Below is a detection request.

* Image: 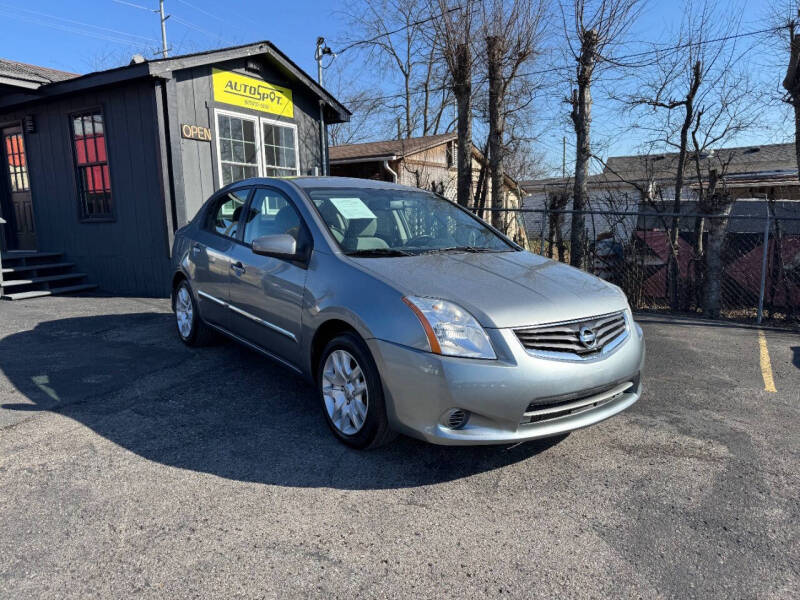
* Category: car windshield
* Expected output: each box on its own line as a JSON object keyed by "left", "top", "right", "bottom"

{"left": 306, "top": 187, "right": 515, "bottom": 256}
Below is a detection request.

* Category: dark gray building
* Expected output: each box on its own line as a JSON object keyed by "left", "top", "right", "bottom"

{"left": 0, "top": 42, "right": 349, "bottom": 298}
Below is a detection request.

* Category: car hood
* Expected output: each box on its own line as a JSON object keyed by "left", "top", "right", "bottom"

{"left": 349, "top": 250, "right": 629, "bottom": 329}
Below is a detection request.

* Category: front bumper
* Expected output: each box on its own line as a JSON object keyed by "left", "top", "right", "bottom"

{"left": 367, "top": 317, "right": 645, "bottom": 446}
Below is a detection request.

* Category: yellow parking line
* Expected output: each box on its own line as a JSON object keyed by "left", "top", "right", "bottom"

{"left": 757, "top": 330, "right": 777, "bottom": 393}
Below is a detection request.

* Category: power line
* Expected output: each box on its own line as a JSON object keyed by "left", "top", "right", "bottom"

{"left": 0, "top": 10, "right": 157, "bottom": 48}
{"left": 111, "top": 0, "right": 151, "bottom": 10}
{"left": 343, "top": 24, "right": 788, "bottom": 107}
{"left": 171, "top": 14, "right": 229, "bottom": 43}
{"left": 602, "top": 25, "right": 785, "bottom": 64}
{"left": 334, "top": 0, "right": 484, "bottom": 55}
{"left": 0, "top": 2, "right": 158, "bottom": 43}
{"left": 175, "top": 0, "right": 228, "bottom": 24}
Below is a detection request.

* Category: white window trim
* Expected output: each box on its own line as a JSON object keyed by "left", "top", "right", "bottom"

{"left": 259, "top": 115, "right": 300, "bottom": 177}
{"left": 213, "top": 108, "right": 300, "bottom": 189}
{"left": 214, "top": 108, "right": 262, "bottom": 187}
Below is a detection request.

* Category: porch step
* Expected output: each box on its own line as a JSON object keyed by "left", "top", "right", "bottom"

{"left": 4, "top": 283, "right": 98, "bottom": 301}
{"left": 1, "top": 251, "right": 63, "bottom": 264}
{"left": 1, "top": 250, "right": 97, "bottom": 300}
{"left": 1, "top": 272, "right": 87, "bottom": 287}
{"left": 2, "top": 261, "right": 75, "bottom": 274}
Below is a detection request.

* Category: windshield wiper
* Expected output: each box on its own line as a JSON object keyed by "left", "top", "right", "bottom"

{"left": 419, "top": 246, "right": 504, "bottom": 254}
{"left": 344, "top": 248, "right": 414, "bottom": 257}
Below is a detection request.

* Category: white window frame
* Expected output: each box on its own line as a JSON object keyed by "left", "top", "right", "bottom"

{"left": 214, "top": 108, "right": 261, "bottom": 188}
{"left": 259, "top": 115, "right": 300, "bottom": 178}
{"left": 213, "top": 109, "right": 300, "bottom": 189}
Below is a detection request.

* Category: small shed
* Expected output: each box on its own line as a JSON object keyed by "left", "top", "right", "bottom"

{"left": 0, "top": 43, "right": 349, "bottom": 297}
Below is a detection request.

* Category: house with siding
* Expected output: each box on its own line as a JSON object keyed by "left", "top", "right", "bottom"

{"left": 0, "top": 42, "right": 349, "bottom": 298}
{"left": 520, "top": 142, "right": 800, "bottom": 243}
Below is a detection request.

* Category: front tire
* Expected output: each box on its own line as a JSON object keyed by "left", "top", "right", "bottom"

{"left": 318, "top": 332, "right": 396, "bottom": 449}
{"left": 173, "top": 280, "right": 214, "bottom": 346}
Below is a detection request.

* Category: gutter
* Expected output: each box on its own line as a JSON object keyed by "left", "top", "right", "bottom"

{"left": 318, "top": 100, "right": 327, "bottom": 176}
{"left": 329, "top": 155, "right": 397, "bottom": 165}
{"left": 383, "top": 160, "right": 398, "bottom": 183}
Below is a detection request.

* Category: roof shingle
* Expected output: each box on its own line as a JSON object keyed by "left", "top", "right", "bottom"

{"left": 0, "top": 58, "right": 78, "bottom": 85}
{"left": 329, "top": 132, "right": 457, "bottom": 162}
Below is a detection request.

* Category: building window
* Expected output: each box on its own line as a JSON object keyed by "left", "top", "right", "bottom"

{"left": 262, "top": 121, "right": 298, "bottom": 177}
{"left": 214, "top": 110, "right": 300, "bottom": 186}
{"left": 4, "top": 132, "right": 29, "bottom": 192}
{"left": 217, "top": 113, "right": 259, "bottom": 186}
{"left": 71, "top": 110, "right": 112, "bottom": 220}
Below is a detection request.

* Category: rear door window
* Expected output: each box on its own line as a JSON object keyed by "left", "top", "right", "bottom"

{"left": 206, "top": 188, "right": 250, "bottom": 239}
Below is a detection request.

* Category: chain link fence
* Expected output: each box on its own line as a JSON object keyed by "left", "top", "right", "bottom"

{"left": 490, "top": 203, "right": 800, "bottom": 324}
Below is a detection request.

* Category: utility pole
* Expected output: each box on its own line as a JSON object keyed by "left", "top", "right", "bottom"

{"left": 562, "top": 136, "right": 566, "bottom": 179}
{"left": 314, "top": 37, "right": 333, "bottom": 87}
{"left": 314, "top": 37, "right": 333, "bottom": 175}
{"left": 159, "top": 0, "right": 169, "bottom": 58}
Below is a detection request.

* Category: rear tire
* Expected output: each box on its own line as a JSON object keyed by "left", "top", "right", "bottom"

{"left": 318, "top": 332, "right": 397, "bottom": 449}
{"left": 173, "top": 280, "right": 215, "bottom": 347}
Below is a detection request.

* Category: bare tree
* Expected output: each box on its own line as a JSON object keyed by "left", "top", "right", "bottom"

{"left": 340, "top": 0, "right": 449, "bottom": 139}
{"left": 325, "top": 62, "right": 387, "bottom": 146}
{"left": 482, "top": 0, "right": 548, "bottom": 230}
{"left": 779, "top": 4, "right": 800, "bottom": 173}
{"left": 563, "top": 0, "right": 643, "bottom": 269}
{"left": 689, "top": 69, "right": 760, "bottom": 315}
{"left": 623, "top": 0, "right": 752, "bottom": 309}
{"left": 432, "top": 0, "right": 477, "bottom": 207}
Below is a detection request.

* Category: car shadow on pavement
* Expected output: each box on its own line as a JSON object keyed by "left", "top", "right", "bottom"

{"left": 0, "top": 312, "right": 563, "bottom": 490}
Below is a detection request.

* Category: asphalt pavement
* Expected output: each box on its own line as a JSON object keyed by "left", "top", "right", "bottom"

{"left": 0, "top": 296, "right": 797, "bottom": 598}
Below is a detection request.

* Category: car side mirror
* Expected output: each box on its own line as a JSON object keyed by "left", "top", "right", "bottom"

{"left": 251, "top": 234, "right": 299, "bottom": 261}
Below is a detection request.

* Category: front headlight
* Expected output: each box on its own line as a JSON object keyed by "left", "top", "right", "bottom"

{"left": 403, "top": 296, "right": 496, "bottom": 359}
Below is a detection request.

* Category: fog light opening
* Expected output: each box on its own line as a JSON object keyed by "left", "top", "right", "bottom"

{"left": 444, "top": 408, "right": 470, "bottom": 430}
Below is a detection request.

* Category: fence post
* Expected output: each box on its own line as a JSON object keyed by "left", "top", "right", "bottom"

{"left": 539, "top": 204, "right": 547, "bottom": 256}
{"left": 757, "top": 207, "right": 770, "bottom": 324}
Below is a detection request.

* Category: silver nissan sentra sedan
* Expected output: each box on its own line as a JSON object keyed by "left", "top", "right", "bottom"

{"left": 170, "top": 177, "right": 645, "bottom": 449}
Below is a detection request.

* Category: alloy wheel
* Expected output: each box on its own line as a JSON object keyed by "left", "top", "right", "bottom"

{"left": 322, "top": 349, "right": 369, "bottom": 435}
{"left": 175, "top": 285, "right": 194, "bottom": 339}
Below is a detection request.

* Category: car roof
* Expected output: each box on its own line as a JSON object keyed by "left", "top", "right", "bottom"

{"left": 221, "top": 176, "right": 419, "bottom": 193}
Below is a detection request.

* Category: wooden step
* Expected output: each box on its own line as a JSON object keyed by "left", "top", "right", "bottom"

{"left": 1, "top": 272, "right": 86, "bottom": 288}
{"left": 4, "top": 283, "right": 98, "bottom": 301}
{"left": 1, "top": 251, "right": 63, "bottom": 262}
{"left": 2, "top": 262, "right": 75, "bottom": 274}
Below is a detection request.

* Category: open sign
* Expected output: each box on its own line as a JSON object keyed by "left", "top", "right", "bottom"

{"left": 181, "top": 124, "right": 212, "bottom": 142}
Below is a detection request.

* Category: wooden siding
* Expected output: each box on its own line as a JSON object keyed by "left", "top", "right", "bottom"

{"left": 0, "top": 56, "right": 331, "bottom": 297}
{"left": 0, "top": 79, "right": 171, "bottom": 296}
{"left": 173, "top": 58, "right": 325, "bottom": 224}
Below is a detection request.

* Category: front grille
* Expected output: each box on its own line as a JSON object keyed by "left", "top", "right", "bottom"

{"left": 514, "top": 311, "right": 627, "bottom": 358}
{"left": 520, "top": 379, "right": 635, "bottom": 425}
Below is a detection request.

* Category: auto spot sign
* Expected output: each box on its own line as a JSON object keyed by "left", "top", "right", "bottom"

{"left": 212, "top": 68, "right": 294, "bottom": 118}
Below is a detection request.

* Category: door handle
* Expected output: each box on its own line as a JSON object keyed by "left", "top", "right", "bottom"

{"left": 231, "top": 261, "right": 245, "bottom": 275}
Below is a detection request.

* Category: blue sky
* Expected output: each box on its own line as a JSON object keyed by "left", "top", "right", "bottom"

{"left": 0, "top": 1, "right": 341, "bottom": 75}
{"left": 0, "top": 0, "right": 788, "bottom": 173}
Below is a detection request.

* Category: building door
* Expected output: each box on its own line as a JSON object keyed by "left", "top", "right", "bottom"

{"left": 1, "top": 126, "right": 36, "bottom": 250}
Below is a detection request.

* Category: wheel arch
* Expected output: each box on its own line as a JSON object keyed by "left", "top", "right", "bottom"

{"left": 309, "top": 319, "right": 363, "bottom": 380}
{"left": 170, "top": 270, "right": 191, "bottom": 308}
